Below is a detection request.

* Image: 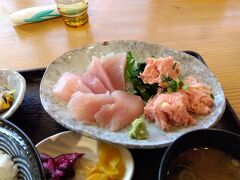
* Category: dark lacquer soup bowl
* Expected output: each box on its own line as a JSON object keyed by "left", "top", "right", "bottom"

{"left": 159, "top": 129, "right": 240, "bottom": 180}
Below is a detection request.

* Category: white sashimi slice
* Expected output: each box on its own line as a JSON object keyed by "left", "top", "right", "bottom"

{"left": 101, "top": 52, "right": 127, "bottom": 90}
{"left": 95, "top": 90, "right": 144, "bottom": 131}
{"left": 52, "top": 72, "right": 92, "bottom": 102}
{"left": 67, "top": 92, "right": 114, "bottom": 124}
{"left": 94, "top": 104, "right": 115, "bottom": 128}
{"left": 77, "top": 79, "right": 92, "bottom": 93}
{"left": 81, "top": 73, "right": 108, "bottom": 94}
{"left": 88, "top": 56, "right": 115, "bottom": 92}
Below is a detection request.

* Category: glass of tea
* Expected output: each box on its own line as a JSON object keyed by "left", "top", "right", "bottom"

{"left": 55, "top": 0, "right": 88, "bottom": 28}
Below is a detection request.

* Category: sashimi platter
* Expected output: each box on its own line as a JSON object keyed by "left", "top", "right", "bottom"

{"left": 40, "top": 40, "right": 226, "bottom": 148}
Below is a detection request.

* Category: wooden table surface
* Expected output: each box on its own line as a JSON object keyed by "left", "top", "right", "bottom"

{"left": 1, "top": 0, "right": 240, "bottom": 119}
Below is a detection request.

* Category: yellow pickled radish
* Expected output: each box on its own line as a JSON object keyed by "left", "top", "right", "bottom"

{"left": 85, "top": 143, "right": 125, "bottom": 180}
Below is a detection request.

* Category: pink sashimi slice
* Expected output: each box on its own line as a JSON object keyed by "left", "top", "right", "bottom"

{"left": 184, "top": 76, "right": 214, "bottom": 115}
{"left": 144, "top": 96, "right": 156, "bottom": 122}
{"left": 77, "top": 79, "right": 92, "bottom": 93}
{"left": 81, "top": 73, "right": 108, "bottom": 94}
{"left": 88, "top": 57, "right": 115, "bottom": 92}
{"left": 185, "top": 87, "right": 213, "bottom": 115}
{"left": 139, "top": 58, "right": 160, "bottom": 85}
{"left": 140, "top": 56, "right": 180, "bottom": 86}
{"left": 101, "top": 52, "right": 127, "bottom": 90}
{"left": 95, "top": 90, "right": 144, "bottom": 131}
{"left": 67, "top": 92, "right": 114, "bottom": 124}
{"left": 94, "top": 104, "right": 115, "bottom": 128}
{"left": 144, "top": 92, "right": 196, "bottom": 131}
{"left": 154, "top": 98, "right": 196, "bottom": 131}
{"left": 156, "top": 56, "right": 180, "bottom": 80}
{"left": 153, "top": 108, "right": 170, "bottom": 131}
{"left": 53, "top": 72, "right": 92, "bottom": 102}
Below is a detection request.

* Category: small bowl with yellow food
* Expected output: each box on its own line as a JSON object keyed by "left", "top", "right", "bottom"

{"left": 0, "top": 69, "right": 26, "bottom": 119}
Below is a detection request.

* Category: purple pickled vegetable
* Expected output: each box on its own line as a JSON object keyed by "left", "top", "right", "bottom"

{"left": 40, "top": 152, "right": 84, "bottom": 180}
{"left": 55, "top": 153, "right": 84, "bottom": 169}
{"left": 52, "top": 170, "right": 64, "bottom": 180}
{"left": 55, "top": 153, "right": 84, "bottom": 178}
{"left": 55, "top": 153, "right": 84, "bottom": 164}
{"left": 40, "top": 153, "right": 52, "bottom": 162}
{"left": 42, "top": 157, "right": 56, "bottom": 178}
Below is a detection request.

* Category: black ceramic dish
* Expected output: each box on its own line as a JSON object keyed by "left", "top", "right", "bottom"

{"left": 0, "top": 118, "right": 45, "bottom": 180}
{"left": 159, "top": 128, "right": 240, "bottom": 180}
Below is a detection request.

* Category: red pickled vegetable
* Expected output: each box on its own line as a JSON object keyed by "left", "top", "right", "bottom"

{"left": 40, "top": 152, "right": 84, "bottom": 180}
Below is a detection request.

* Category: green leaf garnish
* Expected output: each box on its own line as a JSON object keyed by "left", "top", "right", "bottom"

{"left": 161, "top": 74, "right": 173, "bottom": 82}
{"left": 161, "top": 75, "right": 168, "bottom": 82}
{"left": 125, "top": 51, "right": 158, "bottom": 101}
{"left": 168, "top": 80, "right": 178, "bottom": 92}
{"left": 182, "top": 85, "right": 188, "bottom": 90}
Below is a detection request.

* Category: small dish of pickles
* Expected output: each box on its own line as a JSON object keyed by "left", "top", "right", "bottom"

{"left": 0, "top": 69, "right": 26, "bottom": 119}
{"left": 36, "top": 131, "right": 134, "bottom": 180}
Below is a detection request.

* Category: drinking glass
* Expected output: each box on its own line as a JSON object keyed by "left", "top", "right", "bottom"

{"left": 55, "top": 0, "right": 88, "bottom": 28}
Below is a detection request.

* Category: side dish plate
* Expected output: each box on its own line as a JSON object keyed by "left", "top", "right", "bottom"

{"left": 0, "top": 69, "right": 26, "bottom": 119}
{"left": 36, "top": 131, "right": 134, "bottom": 180}
{"left": 40, "top": 40, "right": 226, "bottom": 148}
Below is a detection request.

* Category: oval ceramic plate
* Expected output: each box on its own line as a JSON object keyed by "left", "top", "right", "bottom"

{"left": 0, "top": 69, "right": 26, "bottom": 119}
{"left": 36, "top": 131, "right": 134, "bottom": 180}
{"left": 40, "top": 40, "right": 226, "bottom": 148}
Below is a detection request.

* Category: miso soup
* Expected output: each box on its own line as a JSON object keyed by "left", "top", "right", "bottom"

{"left": 166, "top": 147, "right": 240, "bottom": 180}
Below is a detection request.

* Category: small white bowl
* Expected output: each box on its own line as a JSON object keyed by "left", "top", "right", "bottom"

{"left": 0, "top": 69, "right": 26, "bottom": 119}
